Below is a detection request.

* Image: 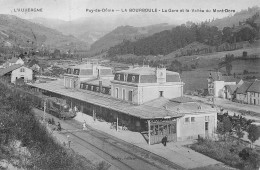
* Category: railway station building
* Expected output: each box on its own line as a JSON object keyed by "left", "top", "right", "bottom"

{"left": 29, "top": 64, "right": 217, "bottom": 145}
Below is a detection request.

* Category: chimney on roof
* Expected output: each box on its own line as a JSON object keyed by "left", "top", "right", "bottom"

{"left": 156, "top": 66, "right": 166, "bottom": 83}
{"left": 97, "top": 69, "right": 100, "bottom": 79}
{"left": 99, "top": 80, "right": 102, "bottom": 93}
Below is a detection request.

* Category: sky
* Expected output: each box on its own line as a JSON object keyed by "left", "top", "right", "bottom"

{"left": 0, "top": 0, "right": 259, "bottom": 23}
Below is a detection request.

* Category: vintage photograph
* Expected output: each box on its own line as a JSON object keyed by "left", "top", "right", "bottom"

{"left": 0, "top": 0, "right": 259, "bottom": 169}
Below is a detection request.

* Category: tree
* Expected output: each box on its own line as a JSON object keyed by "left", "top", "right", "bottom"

{"left": 226, "top": 63, "right": 232, "bottom": 75}
{"left": 247, "top": 124, "right": 260, "bottom": 148}
{"left": 242, "top": 51, "right": 248, "bottom": 58}
{"left": 235, "top": 124, "right": 244, "bottom": 144}
{"left": 222, "top": 27, "right": 232, "bottom": 43}
{"left": 243, "top": 69, "right": 249, "bottom": 75}
{"left": 239, "top": 148, "right": 260, "bottom": 169}
{"left": 223, "top": 116, "right": 232, "bottom": 140}
{"left": 169, "top": 60, "right": 182, "bottom": 73}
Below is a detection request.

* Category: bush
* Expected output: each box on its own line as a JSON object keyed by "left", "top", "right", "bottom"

{"left": 190, "top": 139, "right": 257, "bottom": 169}
{"left": 0, "top": 80, "right": 93, "bottom": 170}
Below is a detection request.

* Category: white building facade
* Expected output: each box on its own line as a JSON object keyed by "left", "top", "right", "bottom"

{"left": 111, "top": 67, "right": 184, "bottom": 105}
{"left": 11, "top": 66, "right": 33, "bottom": 83}
{"left": 64, "top": 62, "right": 114, "bottom": 89}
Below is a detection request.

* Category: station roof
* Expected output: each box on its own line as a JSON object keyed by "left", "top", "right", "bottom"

{"left": 0, "top": 64, "right": 22, "bottom": 76}
{"left": 144, "top": 97, "right": 216, "bottom": 115}
{"left": 81, "top": 78, "right": 111, "bottom": 87}
{"left": 28, "top": 80, "right": 187, "bottom": 119}
{"left": 117, "top": 67, "right": 179, "bottom": 76}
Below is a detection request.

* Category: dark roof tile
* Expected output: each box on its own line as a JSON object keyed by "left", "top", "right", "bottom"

{"left": 236, "top": 81, "right": 253, "bottom": 94}
{"left": 247, "top": 80, "right": 260, "bottom": 93}
{"left": 0, "top": 64, "right": 22, "bottom": 76}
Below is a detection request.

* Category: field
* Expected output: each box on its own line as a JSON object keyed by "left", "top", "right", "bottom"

{"left": 231, "top": 59, "right": 260, "bottom": 74}
{"left": 179, "top": 44, "right": 260, "bottom": 92}
{"left": 181, "top": 69, "right": 209, "bottom": 92}
{"left": 181, "top": 58, "right": 260, "bottom": 93}
{"left": 89, "top": 44, "right": 260, "bottom": 93}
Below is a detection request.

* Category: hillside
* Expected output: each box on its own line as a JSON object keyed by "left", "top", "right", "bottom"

{"left": 0, "top": 14, "right": 88, "bottom": 51}
{"left": 165, "top": 42, "right": 212, "bottom": 58}
{"left": 107, "top": 10, "right": 259, "bottom": 59}
{"left": 208, "top": 6, "right": 260, "bottom": 29}
{"left": 89, "top": 23, "right": 175, "bottom": 55}
{"left": 30, "top": 13, "right": 179, "bottom": 47}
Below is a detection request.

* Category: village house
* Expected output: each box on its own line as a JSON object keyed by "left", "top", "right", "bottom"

{"left": 208, "top": 71, "right": 243, "bottom": 98}
{"left": 29, "top": 64, "right": 217, "bottom": 145}
{"left": 236, "top": 81, "right": 253, "bottom": 104}
{"left": 222, "top": 84, "right": 239, "bottom": 100}
{"left": 27, "top": 59, "right": 41, "bottom": 72}
{"left": 1, "top": 57, "right": 25, "bottom": 68}
{"left": 246, "top": 79, "right": 260, "bottom": 105}
{"left": 0, "top": 64, "right": 33, "bottom": 83}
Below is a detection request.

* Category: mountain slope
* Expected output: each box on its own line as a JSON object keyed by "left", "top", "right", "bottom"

{"left": 89, "top": 23, "right": 175, "bottom": 55}
{"left": 208, "top": 6, "right": 260, "bottom": 29}
{"left": 29, "top": 13, "right": 180, "bottom": 47}
{"left": 0, "top": 14, "right": 88, "bottom": 51}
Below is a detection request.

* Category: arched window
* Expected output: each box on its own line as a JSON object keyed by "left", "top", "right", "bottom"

{"left": 20, "top": 68, "right": 25, "bottom": 72}
{"left": 80, "top": 83, "right": 83, "bottom": 89}
{"left": 124, "top": 74, "right": 127, "bottom": 81}
{"left": 117, "top": 74, "right": 120, "bottom": 80}
{"left": 131, "top": 76, "right": 135, "bottom": 82}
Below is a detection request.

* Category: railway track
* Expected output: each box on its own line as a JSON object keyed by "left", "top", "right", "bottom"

{"left": 62, "top": 120, "right": 185, "bottom": 170}
{"left": 33, "top": 108, "right": 185, "bottom": 170}
{"left": 64, "top": 130, "right": 137, "bottom": 170}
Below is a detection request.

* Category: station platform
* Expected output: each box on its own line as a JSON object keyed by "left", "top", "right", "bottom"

{"left": 73, "top": 112, "right": 232, "bottom": 170}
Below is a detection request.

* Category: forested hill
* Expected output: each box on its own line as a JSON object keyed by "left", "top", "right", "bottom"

{"left": 209, "top": 6, "right": 260, "bottom": 29}
{"left": 0, "top": 14, "right": 88, "bottom": 51}
{"left": 107, "top": 12, "right": 259, "bottom": 58}
{"left": 89, "top": 23, "right": 175, "bottom": 55}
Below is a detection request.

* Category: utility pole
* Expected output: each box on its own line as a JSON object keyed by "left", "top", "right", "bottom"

{"left": 116, "top": 114, "right": 118, "bottom": 132}
{"left": 43, "top": 100, "right": 46, "bottom": 122}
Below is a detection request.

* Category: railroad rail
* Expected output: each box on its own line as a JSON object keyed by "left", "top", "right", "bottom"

{"left": 61, "top": 120, "right": 185, "bottom": 170}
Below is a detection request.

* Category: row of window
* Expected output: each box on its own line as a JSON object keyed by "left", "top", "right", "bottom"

{"left": 80, "top": 83, "right": 111, "bottom": 95}
{"left": 115, "top": 88, "right": 133, "bottom": 101}
{"left": 185, "top": 116, "right": 210, "bottom": 123}
{"left": 20, "top": 68, "right": 25, "bottom": 72}
{"left": 114, "top": 73, "right": 139, "bottom": 83}
{"left": 67, "top": 68, "right": 80, "bottom": 75}
{"left": 249, "top": 92, "right": 260, "bottom": 97}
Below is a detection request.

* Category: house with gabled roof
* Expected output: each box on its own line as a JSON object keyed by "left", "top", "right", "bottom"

{"left": 246, "top": 80, "right": 260, "bottom": 105}
{"left": 236, "top": 81, "right": 253, "bottom": 104}
{"left": 1, "top": 57, "right": 24, "bottom": 68}
{"left": 208, "top": 71, "right": 243, "bottom": 98}
{"left": 0, "top": 64, "right": 33, "bottom": 83}
{"left": 222, "top": 84, "right": 239, "bottom": 100}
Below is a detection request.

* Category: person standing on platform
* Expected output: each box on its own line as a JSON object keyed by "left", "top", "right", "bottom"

{"left": 67, "top": 135, "right": 71, "bottom": 148}
{"left": 82, "top": 120, "right": 87, "bottom": 130}
{"left": 162, "top": 135, "right": 168, "bottom": 146}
